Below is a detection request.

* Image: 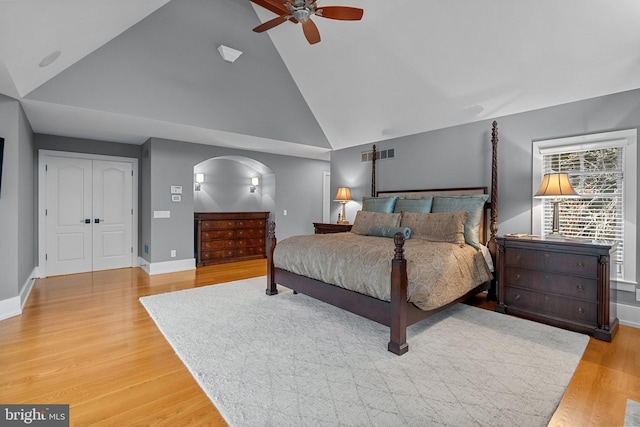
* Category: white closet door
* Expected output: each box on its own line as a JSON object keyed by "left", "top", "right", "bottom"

{"left": 92, "top": 160, "right": 133, "bottom": 271}
{"left": 45, "top": 156, "right": 93, "bottom": 276}
{"left": 45, "top": 156, "right": 134, "bottom": 275}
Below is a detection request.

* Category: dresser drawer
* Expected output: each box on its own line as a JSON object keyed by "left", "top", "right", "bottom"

{"left": 236, "top": 246, "right": 265, "bottom": 257}
{"left": 236, "top": 228, "right": 265, "bottom": 239}
{"left": 236, "top": 238, "right": 265, "bottom": 248}
{"left": 505, "top": 248, "right": 597, "bottom": 276}
{"left": 504, "top": 287, "right": 597, "bottom": 326}
{"left": 201, "top": 230, "right": 235, "bottom": 241}
{"left": 201, "top": 240, "right": 235, "bottom": 250}
{"left": 201, "top": 249, "right": 235, "bottom": 260}
{"left": 201, "top": 220, "right": 236, "bottom": 230}
{"left": 237, "top": 219, "right": 266, "bottom": 229}
{"left": 503, "top": 267, "right": 597, "bottom": 300}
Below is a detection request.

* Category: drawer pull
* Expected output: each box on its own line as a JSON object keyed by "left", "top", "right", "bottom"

{"left": 576, "top": 285, "right": 585, "bottom": 291}
{"left": 577, "top": 307, "right": 584, "bottom": 314}
{"left": 576, "top": 262, "right": 584, "bottom": 268}
{"left": 514, "top": 294, "right": 521, "bottom": 300}
{"left": 515, "top": 274, "right": 521, "bottom": 280}
{"left": 543, "top": 295, "right": 550, "bottom": 301}
{"left": 544, "top": 252, "right": 550, "bottom": 258}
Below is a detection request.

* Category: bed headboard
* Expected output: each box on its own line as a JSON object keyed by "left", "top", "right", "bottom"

{"left": 370, "top": 121, "right": 499, "bottom": 259}
{"left": 376, "top": 187, "right": 490, "bottom": 245}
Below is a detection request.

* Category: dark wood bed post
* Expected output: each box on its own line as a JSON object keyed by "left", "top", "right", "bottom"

{"left": 487, "top": 121, "right": 499, "bottom": 299}
{"left": 371, "top": 144, "right": 377, "bottom": 197}
{"left": 388, "top": 233, "right": 409, "bottom": 355}
{"left": 488, "top": 120, "right": 499, "bottom": 261}
{"left": 266, "top": 221, "right": 278, "bottom": 296}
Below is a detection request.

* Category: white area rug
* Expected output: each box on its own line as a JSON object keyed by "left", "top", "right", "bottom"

{"left": 626, "top": 399, "right": 640, "bottom": 426}
{"left": 140, "top": 277, "right": 589, "bottom": 427}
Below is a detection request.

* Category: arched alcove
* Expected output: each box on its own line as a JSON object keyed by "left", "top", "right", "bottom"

{"left": 193, "top": 156, "right": 275, "bottom": 215}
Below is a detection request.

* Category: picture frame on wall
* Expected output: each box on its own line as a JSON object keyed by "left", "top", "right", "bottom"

{"left": 0, "top": 137, "right": 4, "bottom": 198}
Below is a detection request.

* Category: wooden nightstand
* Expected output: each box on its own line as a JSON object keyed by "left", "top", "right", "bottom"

{"left": 313, "top": 222, "right": 353, "bottom": 234}
{"left": 495, "top": 236, "right": 618, "bottom": 341}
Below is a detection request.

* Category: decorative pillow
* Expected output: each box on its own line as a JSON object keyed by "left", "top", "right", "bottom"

{"left": 368, "top": 226, "right": 412, "bottom": 240}
{"left": 431, "top": 194, "right": 489, "bottom": 249}
{"left": 393, "top": 197, "right": 433, "bottom": 213}
{"left": 400, "top": 211, "right": 468, "bottom": 246}
{"left": 351, "top": 211, "right": 401, "bottom": 235}
{"left": 362, "top": 196, "right": 399, "bottom": 213}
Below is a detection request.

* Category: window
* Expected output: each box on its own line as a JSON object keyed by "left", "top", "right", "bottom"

{"left": 532, "top": 129, "right": 637, "bottom": 289}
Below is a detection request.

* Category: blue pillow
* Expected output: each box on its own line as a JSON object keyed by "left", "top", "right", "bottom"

{"left": 368, "top": 226, "right": 412, "bottom": 239}
{"left": 393, "top": 197, "right": 433, "bottom": 213}
{"left": 431, "top": 194, "right": 489, "bottom": 249}
{"left": 362, "top": 196, "right": 399, "bottom": 213}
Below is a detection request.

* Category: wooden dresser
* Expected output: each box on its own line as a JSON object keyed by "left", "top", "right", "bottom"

{"left": 495, "top": 236, "right": 618, "bottom": 341}
{"left": 195, "top": 212, "right": 269, "bottom": 266}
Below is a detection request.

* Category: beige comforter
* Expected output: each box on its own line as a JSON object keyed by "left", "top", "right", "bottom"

{"left": 273, "top": 232, "right": 492, "bottom": 311}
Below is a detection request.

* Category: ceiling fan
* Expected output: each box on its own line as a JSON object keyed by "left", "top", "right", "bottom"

{"left": 249, "top": 0, "right": 364, "bottom": 45}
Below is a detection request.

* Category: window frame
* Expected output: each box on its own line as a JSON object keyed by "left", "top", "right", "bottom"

{"left": 532, "top": 129, "right": 637, "bottom": 290}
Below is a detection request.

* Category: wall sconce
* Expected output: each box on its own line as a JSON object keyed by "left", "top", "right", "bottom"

{"left": 195, "top": 173, "right": 205, "bottom": 191}
{"left": 250, "top": 177, "right": 259, "bottom": 193}
{"left": 534, "top": 172, "right": 580, "bottom": 236}
{"left": 334, "top": 187, "right": 353, "bottom": 224}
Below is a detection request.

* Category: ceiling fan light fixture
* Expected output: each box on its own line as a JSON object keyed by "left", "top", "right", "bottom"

{"left": 217, "top": 45, "right": 243, "bottom": 63}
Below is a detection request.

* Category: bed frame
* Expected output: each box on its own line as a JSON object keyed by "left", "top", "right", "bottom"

{"left": 266, "top": 121, "right": 500, "bottom": 355}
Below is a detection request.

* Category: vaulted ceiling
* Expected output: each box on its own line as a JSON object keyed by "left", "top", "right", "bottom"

{"left": 1, "top": 0, "right": 640, "bottom": 160}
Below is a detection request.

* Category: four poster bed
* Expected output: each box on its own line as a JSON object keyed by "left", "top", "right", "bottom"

{"left": 266, "top": 121, "right": 500, "bottom": 355}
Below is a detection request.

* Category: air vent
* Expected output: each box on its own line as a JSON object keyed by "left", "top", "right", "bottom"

{"left": 361, "top": 148, "right": 394, "bottom": 162}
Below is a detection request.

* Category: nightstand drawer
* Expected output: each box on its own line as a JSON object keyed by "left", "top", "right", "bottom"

{"left": 505, "top": 248, "right": 597, "bottom": 276}
{"left": 503, "top": 267, "right": 597, "bottom": 300}
{"left": 504, "top": 287, "right": 597, "bottom": 326}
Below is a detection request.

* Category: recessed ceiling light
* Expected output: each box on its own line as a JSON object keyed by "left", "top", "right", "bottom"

{"left": 39, "top": 50, "right": 61, "bottom": 68}
{"left": 217, "top": 45, "right": 242, "bottom": 63}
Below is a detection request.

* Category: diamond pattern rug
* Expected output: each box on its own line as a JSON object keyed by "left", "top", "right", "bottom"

{"left": 140, "top": 276, "right": 588, "bottom": 426}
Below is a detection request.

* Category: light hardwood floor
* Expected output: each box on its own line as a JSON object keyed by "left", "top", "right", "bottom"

{"left": 1, "top": 260, "right": 639, "bottom": 426}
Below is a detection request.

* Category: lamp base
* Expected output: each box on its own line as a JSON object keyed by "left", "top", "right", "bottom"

{"left": 544, "top": 233, "right": 565, "bottom": 240}
{"left": 337, "top": 219, "right": 350, "bottom": 225}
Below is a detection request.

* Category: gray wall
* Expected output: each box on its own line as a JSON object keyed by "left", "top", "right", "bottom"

{"left": 193, "top": 157, "right": 274, "bottom": 213}
{"left": 0, "top": 95, "right": 35, "bottom": 302}
{"left": 332, "top": 88, "right": 640, "bottom": 307}
{"left": 142, "top": 137, "right": 329, "bottom": 263}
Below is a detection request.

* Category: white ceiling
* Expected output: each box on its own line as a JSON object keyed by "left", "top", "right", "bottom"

{"left": 2, "top": 0, "right": 640, "bottom": 159}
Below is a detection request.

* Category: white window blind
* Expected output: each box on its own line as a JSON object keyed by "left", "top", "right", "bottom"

{"left": 532, "top": 128, "right": 637, "bottom": 287}
{"left": 540, "top": 146, "right": 624, "bottom": 271}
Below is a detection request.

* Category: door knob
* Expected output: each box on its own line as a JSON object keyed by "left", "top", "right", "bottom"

{"left": 84, "top": 219, "right": 91, "bottom": 224}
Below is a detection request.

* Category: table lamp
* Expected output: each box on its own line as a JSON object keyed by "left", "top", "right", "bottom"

{"left": 334, "top": 187, "right": 352, "bottom": 224}
{"left": 534, "top": 172, "right": 579, "bottom": 236}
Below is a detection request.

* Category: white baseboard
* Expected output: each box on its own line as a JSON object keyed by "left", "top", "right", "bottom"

{"left": 617, "top": 303, "right": 640, "bottom": 329}
{"left": 0, "top": 267, "right": 38, "bottom": 321}
{"left": 0, "top": 296, "right": 21, "bottom": 321}
{"left": 138, "top": 257, "right": 196, "bottom": 275}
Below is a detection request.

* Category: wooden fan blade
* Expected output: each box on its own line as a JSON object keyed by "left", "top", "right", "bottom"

{"left": 301, "top": 19, "right": 321, "bottom": 44}
{"left": 249, "top": 0, "right": 288, "bottom": 16}
{"left": 316, "top": 6, "right": 363, "bottom": 20}
{"left": 253, "top": 15, "right": 290, "bottom": 33}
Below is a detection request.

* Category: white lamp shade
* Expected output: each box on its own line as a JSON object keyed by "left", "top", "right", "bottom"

{"left": 334, "top": 187, "right": 352, "bottom": 201}
{"left": 195, "top": 173, "right": 205, "bottom": 184}
{"left": 534, "top": 172, "right": 579, "bottom": 198}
